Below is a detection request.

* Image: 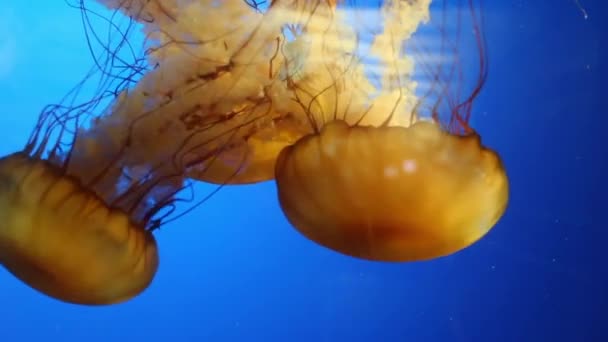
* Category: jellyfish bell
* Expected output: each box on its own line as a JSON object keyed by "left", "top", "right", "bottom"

{"left": 275, "top": 120, "right": 508, "bottom": 262}
{"left": 0, "top": 84, "right": 195, "bottom": 304}
{"left": 0, "top": 150, "right": 160, "bottom": 305}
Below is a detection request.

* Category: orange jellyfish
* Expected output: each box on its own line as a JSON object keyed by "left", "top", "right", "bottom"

{"left": 272, "top": 0, "right": 509, "bottom": 262}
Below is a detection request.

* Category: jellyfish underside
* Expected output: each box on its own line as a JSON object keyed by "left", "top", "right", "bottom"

{"left": 0, "top": 153, "right": 158, "bottom": 305}
{"left": 274, "top": 120, "right": 509, "bottom": 262}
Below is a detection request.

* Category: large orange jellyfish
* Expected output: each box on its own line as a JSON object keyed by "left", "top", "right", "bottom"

{"left": 76, "top": 0, "right": 507, "bottom": 262}
{"left": 0, "top": 116, "right": 164, "bottom": 306}
{"left": 271, "top": 0, "right": 508, "bottom": 262}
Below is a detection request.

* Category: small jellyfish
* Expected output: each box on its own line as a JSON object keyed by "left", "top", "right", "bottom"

{"left": 0, "top": 110, "right": 171, "bottom": 305}
{"left": 274, "top": 121, "right": 508, "bottom": 262}
{"left": 0, "top": 152, "right": 159, "bottom": 305}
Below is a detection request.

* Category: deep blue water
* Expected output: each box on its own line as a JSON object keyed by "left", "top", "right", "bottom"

{"left": 0, "top": 1, "right": 606, "bottom": 341}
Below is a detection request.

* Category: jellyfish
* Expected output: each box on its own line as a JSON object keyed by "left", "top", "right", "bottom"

{"left": 272, "top": 0, "right": 510, "bottom": 262}
{"left": 0, "top": 0, "right": 507, "bottom": 306}
{"left": 0, "top": 150, "right": 160, "bottom": 305}
{"left": 0, "top": 106, "right": 170, "bottom": 306}
{"left": 0, "top": 2, "right": 207, "bottom": 305}
{"left": 80, "top": 0, "right": 507, "bottom": 262}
